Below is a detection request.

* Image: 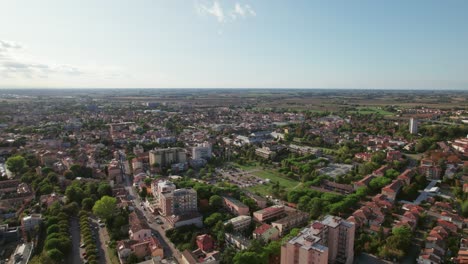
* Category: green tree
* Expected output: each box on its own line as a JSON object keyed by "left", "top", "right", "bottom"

{"left": 92, "top": 196, "right": 117, "bottom": 222}
{"left": 462, "top": 200, "right": 468, "bottom": 217}
{"left": 82, "top": 198, "right": 94, "bottom": 211}
{"left": 233, "top": 251, "right": 264, "bottom": 264}
{"left": 209, "top": 195, "right": 223, "bottom": 210}
{"left": 6, "top": 155, "right": 27, "bottom": 177}
{"left": 97, "top": 182, "right": 112, "bottom": 198}
{"left": 47, "top": 224, "right": 60, "bottom": 235}
{"left": 204, "top": 213, "right": 223, "bottom": 227}
{"left": 47, "top": 249, "right": 64, "bottom": 262}
{"left": 140, "top": 188, "right": 148, "bottom": 199}
{"left": 65, "top": 184, "right": 84, "bottom": 204}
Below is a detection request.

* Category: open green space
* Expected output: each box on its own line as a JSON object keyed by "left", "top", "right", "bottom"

{"left": 251, "top": 169, "right": 299, "bottom": 189}
{"left": 348, "top": 106, "right": 394, "bottom": 116}
{"left": 232, "top": 162, "right": 260, "bottom": 171}
{"left": 246, "top": 184, "right": 271, "bottom": 196}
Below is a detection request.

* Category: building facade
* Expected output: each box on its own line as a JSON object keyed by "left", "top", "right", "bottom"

{"left": 410, "top": 118, "right": 418, "bottom": 134}
{"left": 149, "top": 148, "right": 187, "bottom": 168}
{"left": 192, "top": 142, "right": 212, "bottom": 160}
{"left": 281, "top": 215, "right": 355, "bottom": 264}
{"left": 160, "top": 188, "right": 197, "bottom": 216}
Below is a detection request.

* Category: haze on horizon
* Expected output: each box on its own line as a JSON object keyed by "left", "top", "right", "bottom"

{"left": 1, "top": 0, "right": 467, "bottom": 90}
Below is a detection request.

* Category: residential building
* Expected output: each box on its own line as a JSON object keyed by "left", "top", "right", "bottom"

{"left": 253, "top": 205, "right": 285, "bottom": 222}
{"left": 253, "top": 224, "right": 279, "bottom": 242}
{"left": 419, "top": 159, "right": 442, "bottom": 180}
{"left": 192, "top": 142, "right": 212, "bottom": 160}
{"left": 410, "top": 118, "right": 418, "bottom": 134}
{"left": 21, "top": 214, "right": 42, "bottom": 232}
{"left": 222, "top": 196, "right": 249, "bottom": 216}
{"left": 196, "top": 234, "right": 215, "bottom": 253}
{"left": 128, "top": 211, "right": 151, "bottom": 241}
{"left": 255, "top": 147, "right": 276, "bottom": 159}
{"left": 167, "top": 212, "right": 203, "bottom": 228}
{"left": 160, "top": 188, "right": 197, "bottom": 216}
{"left": 244, "top": 191, "right": 267, "bottom": 209}
{"left": 272, "top": 211, "right": 310, "bottom": 236}
{"left": 149, "top": 147, "right": 187, "bottom": 168}
{"left": 281, "top": 215, "right": 355, "bottom": 264}
{"left": 224, "top": 215, "right": 252, "bottom": 232}
{"left": 117, "top": 236, "right": 164, "bottom": 263}
{"left": 381, "top": 180, "right": 404, "bottom": 201}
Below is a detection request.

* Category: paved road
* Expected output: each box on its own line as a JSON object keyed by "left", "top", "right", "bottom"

{"left": 68, "top": 217, "right": 83, "bottom": 264}
{"left": 90, "top": 217, "right": 112, "bottom": 264}
{"left": 118, "top": 151, "right": 181, "bottom": 263}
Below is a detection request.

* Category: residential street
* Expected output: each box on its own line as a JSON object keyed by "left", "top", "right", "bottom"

{"left": 119, "top": 151, "right": 182, "bottom": 263}
{"left": 68, "top": 217, "right": 83, "bottom": 264}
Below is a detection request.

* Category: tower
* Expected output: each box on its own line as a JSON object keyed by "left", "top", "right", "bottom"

{"left": 409, "top": 118, "right": 418, "bottom": 134}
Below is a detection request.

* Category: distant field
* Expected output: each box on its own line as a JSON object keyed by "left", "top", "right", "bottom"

{"left": 347, "top": 107, "right": 394, "bottom": 116}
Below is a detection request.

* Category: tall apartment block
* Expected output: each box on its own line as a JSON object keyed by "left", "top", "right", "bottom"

{"left": 409, "top": 118, "right": 418, "bottom": 134}
{"left": 149, "top": 147, "right": 187, "bottom": 168}
{"left": 160, "top": 188, "right": 198, "bottom": 216}
{"left": 192, "top": 142, "right": 212, "bottom": 160}
{"left": 281, "top": 215, "right": 355, "bottom": 264}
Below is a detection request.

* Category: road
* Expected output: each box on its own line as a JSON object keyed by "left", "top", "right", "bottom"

{"left": 118, "top": 151, "right": 182, "bottom": 263}
{"left": 89, "top": 216, "right": 112, "bottom": 264}
{"left": 68, "top": 217, "right": 83, "bottom": 264}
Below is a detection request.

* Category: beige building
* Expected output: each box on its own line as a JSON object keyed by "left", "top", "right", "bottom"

{"left": 281, "top": 215, "right": 355, "bottom": 264}
{"left": 149, "top": 147, "right": 187, "bottom": 168}
{"left": 253, "top": 205, "right": 285, "bottom": 222}
{"left": 272, "top": 211, "right": 309, "bottom": 236}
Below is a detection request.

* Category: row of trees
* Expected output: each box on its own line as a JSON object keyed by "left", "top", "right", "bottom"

{"left": 79, "top": 211, "right": 99, "bottom": 264}
{"left": 30, "top": 202, "right": 73, "bottom": 264}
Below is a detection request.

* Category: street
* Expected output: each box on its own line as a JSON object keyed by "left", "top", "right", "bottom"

{"left": 68, "top": 217, "right": 83, "bottom": 264}
{"left": 118, "top": 151, "right": 182, "bottom": 263}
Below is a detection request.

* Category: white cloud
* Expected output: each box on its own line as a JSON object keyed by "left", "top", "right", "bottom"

{"left": 0, "top": 39, "right": 133, "bottom": 85}
{"left": 232, "top": 3, "right": 256, "bottom": 19}
{"left": 196, "top": 1, "right": 255, "bottom": 23}
{"left": 196, "top": 1, "right": 225, "bottom": 22}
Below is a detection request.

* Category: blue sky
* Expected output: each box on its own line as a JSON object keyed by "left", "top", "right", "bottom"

{"left": 0, "top": 0, "right": 467, "bottom": 89}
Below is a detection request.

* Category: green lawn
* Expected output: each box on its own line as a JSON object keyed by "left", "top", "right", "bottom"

{"left": 232, "top": 162, "right": 260, "bottom": 171}
{"left": 246, "top": 184, "right": 271, "bottom": 196}
{"left": 251, "top": 169, "right": 299, "bottom": 189}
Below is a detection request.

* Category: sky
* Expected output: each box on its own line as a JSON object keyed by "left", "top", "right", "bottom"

{"left": 0, "top": 0, "right": 467, "bottom": 89}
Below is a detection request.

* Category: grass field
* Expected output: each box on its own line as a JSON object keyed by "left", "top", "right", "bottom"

{"left": 246, "top": 184, "right": 271, "bottom": 196}
{"left": 251, "top": 169, "right": 299, "bottom": 189}
{"left": 348, "top": 107, "right": 394, "bottom": 116}
{"left": 234, "top": 162, "right": 260, "bottom": 171}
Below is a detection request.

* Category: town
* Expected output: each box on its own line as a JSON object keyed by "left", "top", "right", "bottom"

{"left": 0, "top": 89, "right": 467, "bottom": 264}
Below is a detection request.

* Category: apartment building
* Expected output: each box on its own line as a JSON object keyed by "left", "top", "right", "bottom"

{"left": 222, "top": 196, "right": 250, "bottom": 216}
{"left": 192, "top": 142, "right": 212, "bottom": 160}
{"left": 224, "top": 215, "right": 252, "bottom": 232}
{"left": 253, "top": 205, "right": 285, "bottom": 222}
{"left": 272, "top": 211, "right": 310, "bottom": 236}
{"left": 281, "top": 215, "right": 355, "bottom": 264}
{"left": 149, "top": 147, "right": 187, "bottom": 168}
{"left": 160, "top": 188, "right": 197, "bottom": 216}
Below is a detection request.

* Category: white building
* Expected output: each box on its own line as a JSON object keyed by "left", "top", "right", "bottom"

{"left": 224, "top": 215, "right": 252, "bottom": 232}
{"left": 410, "top": 118, "right": 418, "bottom": 134}
{"left": 192, "top": 142, "right": 212, "bottom": 160}
{"left": 21, "top": 214, "right": 42, "bottom": 232}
